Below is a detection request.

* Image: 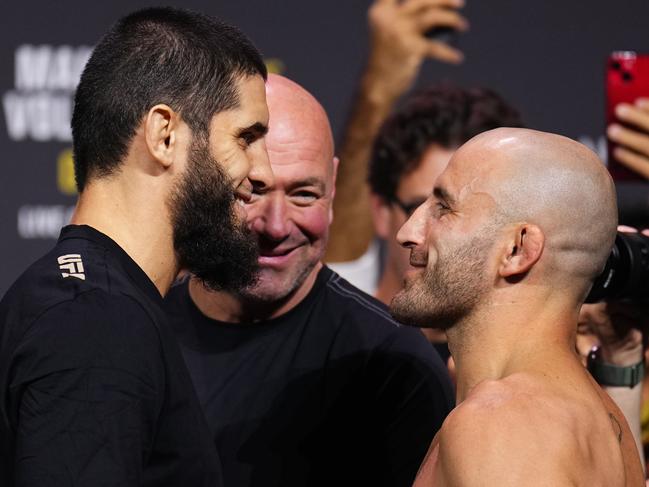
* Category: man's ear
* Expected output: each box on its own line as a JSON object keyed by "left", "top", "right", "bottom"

{"left": 370, "top": 193, "right": 392, "bottom": 239}
{"left": 498, "top": 223, "right": 544, "bottom": 278}
{"left": 144, "top": 104, "right": 180, "bottom": 169}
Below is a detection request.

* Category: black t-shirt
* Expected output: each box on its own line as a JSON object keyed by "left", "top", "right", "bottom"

{"left": 0, "top": 225, "right": 223, "bottom": 486}
{"left": 166, "top": 266, "right": 454, "bottom": 487}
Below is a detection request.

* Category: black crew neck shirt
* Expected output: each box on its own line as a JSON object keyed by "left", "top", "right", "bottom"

{"left": 0, "top": 225, "right": 223, "bottom": 486}
{"left": 166, "top": 266, "right": 454, "bottom": 487}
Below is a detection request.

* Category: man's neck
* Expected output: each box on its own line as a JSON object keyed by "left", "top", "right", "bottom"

{"left": 189, "top": 263, "right": 322, "bottom": 323}
{"left": 70, "top": 181, "right": 177, "bottom": 296}
{"left": 448, "top": 295, "right": 579, "bottom": 403}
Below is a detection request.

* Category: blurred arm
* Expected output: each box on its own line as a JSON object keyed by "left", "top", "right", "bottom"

{"left": 326, "top": 0, "right": 466, "bottom": 262}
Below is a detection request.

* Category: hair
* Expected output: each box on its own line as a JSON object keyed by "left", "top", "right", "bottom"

{"left": 368, "top": 84, "right": 523, "bottom": 201}
{"left": 71, "top": 7, "right": 267, "bottom": 191}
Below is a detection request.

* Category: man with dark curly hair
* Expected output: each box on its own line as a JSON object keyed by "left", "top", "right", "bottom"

{"left": 367, "top": 85, "right": 523, "bottom": 306}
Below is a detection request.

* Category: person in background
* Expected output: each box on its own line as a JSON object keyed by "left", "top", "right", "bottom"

{"left": 326, "top": 0, "right": 468, "bottom": 281}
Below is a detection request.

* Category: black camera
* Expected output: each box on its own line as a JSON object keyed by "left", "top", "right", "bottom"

{"left": 585, "top": 232, "right": 649, "bottom": 302}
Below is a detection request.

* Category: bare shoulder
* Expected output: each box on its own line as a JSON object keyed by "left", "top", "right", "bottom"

{"left": 434, "top": 375, "right": 628, "bottom": 486}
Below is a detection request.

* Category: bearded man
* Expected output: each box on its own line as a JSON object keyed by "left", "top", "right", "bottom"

{"left": 0, "top": 7, "right": 273, "bottom": 486}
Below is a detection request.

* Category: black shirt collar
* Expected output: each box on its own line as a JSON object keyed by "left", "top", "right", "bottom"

{"left": 58, "top": 224, "right": 164, "bottom": 305}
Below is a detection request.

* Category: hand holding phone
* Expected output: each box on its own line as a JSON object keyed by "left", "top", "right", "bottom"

{"left": 606, "top": 52, "right": 649, "bottom": 181}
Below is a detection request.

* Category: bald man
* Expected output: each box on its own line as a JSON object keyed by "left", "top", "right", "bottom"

{"left": 391, "top": 127, "right": 645, "bottom": 486}
{"left": 163, "top": 74, "right": 454, "bottom": 487}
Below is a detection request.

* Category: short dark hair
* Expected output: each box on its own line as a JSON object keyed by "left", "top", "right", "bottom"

{"left": 71, "top": 7, "right": 267, "bottom": 191}
{"left": 368, "top": 84, "right": 523, "bottom": 201}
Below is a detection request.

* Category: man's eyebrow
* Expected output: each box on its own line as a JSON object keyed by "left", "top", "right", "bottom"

{"left": 239, "top": 122, "right": 268, "bottom": 137}
{"left": 433, "top": 186, "right": 455, "bottom": 206}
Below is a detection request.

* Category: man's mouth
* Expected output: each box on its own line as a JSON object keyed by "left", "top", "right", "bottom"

{"left": 409, "top": 257, "right": 427, "bottom": 267}
{"left": 257, "top": 245, "right": 301, "bottom": 266}
{"left": 259, "top": 246, "right": 297, "bottom": 258}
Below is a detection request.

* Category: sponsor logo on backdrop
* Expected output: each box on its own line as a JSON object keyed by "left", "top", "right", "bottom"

{"left": 3, "top": 44, "right": 92, "bottom": 142}
{"left": 2, "top": 45, "right": 89, "bottom": 239}
{"left": 15, "top": 148, "right": 76, "bottom": 239}
{"left": 18, "top": 205, "right": 75, "bottom": 239}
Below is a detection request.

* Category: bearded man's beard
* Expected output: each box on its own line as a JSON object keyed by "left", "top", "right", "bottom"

{"left": 169, "top": 136, "right": 259, "bottom": 292}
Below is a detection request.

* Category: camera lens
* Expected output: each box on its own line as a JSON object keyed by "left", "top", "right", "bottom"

{"left": 622, "top": 71, "right": 634, "bottom": 82}
{"left": 586, "top": 232, "right": 649, "bottom": 303}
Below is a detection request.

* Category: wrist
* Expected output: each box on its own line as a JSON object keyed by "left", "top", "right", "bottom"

{"left": 599, "top": 337, "right": 644, "bottom": 366}
{"left": 362, "top": 51, "right": 420, "bottom": 103}
{"left": 588, "top": 345, "right": 644, "bottom": 388}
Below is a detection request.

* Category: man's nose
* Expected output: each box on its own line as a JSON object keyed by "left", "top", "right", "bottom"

{"left": 250, "top": 192, "right": 291, "bottom": 241}
{"left": 248, "top": 139, "right": 274, "bottom": 193}
{"left": 396, "top": 200, "right": 429, "bottom": 250}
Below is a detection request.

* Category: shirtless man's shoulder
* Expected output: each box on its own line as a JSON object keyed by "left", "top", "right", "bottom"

{"left": 417, "top": 373, "right": 638, "bottom": 487}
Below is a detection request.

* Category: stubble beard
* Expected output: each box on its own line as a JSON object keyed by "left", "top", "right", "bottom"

{"left": 239, "top": 239, "right": 322, "bottom": 305}
{"left": 390, "top": 231, "right": 495, "bottom": 329}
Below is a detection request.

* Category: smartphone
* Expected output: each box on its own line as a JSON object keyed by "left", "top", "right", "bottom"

{"left": 425, "top": 26, "right": 459, "bottom": 46}
{"left": 606, "top": 51, "right": 649, "bottom": 181}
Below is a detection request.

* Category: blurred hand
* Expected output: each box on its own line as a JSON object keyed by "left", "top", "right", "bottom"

{"left": 366, "top": 0, "right": 468, "bottom": 98}
{"left": 607, "top": 98, "right": 649, "bottom": 178}
{"left": 579, "top": 301, "right": 644, "bottom": 366}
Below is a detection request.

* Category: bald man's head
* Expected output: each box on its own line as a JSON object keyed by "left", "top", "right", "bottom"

{"left": 448, "top": 127, "right": 618, "bottom": 293}
{"left": 265, "top": 74, "right": 334, "bottom": 174}
{"left": 239, "top": 74, "right": 338, "bottom": 307}
{"left": 391, "top": 127, "right": 617, "bottom": 328}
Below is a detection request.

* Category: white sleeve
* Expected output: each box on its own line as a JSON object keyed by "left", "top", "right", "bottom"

{"left": 327, "top": 239, "right": 381, "bottom": 295}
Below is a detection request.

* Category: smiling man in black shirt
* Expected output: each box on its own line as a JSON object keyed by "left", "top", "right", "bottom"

{"left": 0, "top": 7, "right": 273, "bottom": 486}
{"left": 165, "top": 74, "right": 454, "bottom": 487}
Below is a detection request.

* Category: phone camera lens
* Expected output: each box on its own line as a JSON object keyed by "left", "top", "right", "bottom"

{"left": 622, "top": 71, "right": 634, "bottom": 82}
{"left": 611, "top": 61, "right": 621, "bottom": 70}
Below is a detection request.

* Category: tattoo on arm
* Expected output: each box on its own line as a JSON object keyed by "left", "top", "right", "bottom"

{"left": 609, "top": 413, "right": 623, "bottom": 443}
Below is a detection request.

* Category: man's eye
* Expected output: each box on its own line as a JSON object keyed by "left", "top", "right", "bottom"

{"left": 290, "top": 192, "right": 318, "bottom": 205}
{"left": 435, "top": 201, "right": 451, "bottom": 216}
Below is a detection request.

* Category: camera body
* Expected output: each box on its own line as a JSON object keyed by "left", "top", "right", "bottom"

{"left": 586, "top": 231, "right": 649, "bottom": 303}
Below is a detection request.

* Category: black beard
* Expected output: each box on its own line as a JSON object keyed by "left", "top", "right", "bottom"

{"left": 169, "top": 135, "right": 259, "bottom": 292}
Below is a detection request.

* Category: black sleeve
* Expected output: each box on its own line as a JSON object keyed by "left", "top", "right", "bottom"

{"left": 366, "top": 326, "right": 455, "bottom": 487}
{"left": 8, "top": 290, "right": 164, "bottom": 486}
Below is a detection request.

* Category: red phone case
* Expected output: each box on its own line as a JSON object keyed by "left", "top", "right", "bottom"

{"left": 606, "top": 51, "right": 649, "bottom": 181}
